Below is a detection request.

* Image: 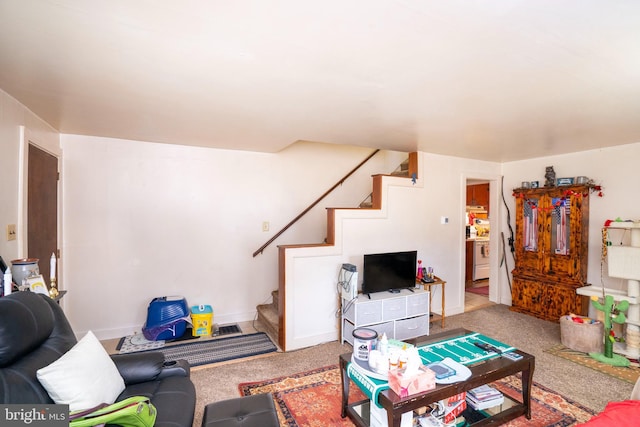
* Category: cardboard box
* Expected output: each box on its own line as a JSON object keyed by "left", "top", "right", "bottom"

{"left": 443, "top": 399, "right": 466, "bottom": 424}
{"left": 388, "top": 365, "right": 436, "bottom": 397}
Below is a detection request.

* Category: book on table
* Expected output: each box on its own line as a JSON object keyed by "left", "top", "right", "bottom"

{"left": 466, "top": 384, "right": 504, "bottom": 410}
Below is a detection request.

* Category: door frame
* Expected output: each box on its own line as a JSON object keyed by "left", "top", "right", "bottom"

{"left": 461, "top": 173, "right": 502, "bottom": 307}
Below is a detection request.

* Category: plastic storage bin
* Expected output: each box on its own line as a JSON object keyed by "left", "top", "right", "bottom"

{"left": 143, "top": 296, "right": 189, "bottom": 341}
{"left": 191, "top": 305, "right": 213, "bottom": 337}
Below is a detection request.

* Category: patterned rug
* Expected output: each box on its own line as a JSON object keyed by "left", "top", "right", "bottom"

{"left": 136, "top": 332, "right": 277, "bottom": 367}
{"left": 545, "top": 343, "right": 640, "bottom": 384}
{"left": 239, "top": 365, "right": 597, "bottom": 426}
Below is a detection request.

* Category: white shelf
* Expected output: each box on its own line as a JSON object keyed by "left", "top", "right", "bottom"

{"left": 576, "top": 285, "right": 639, "bottom": 304}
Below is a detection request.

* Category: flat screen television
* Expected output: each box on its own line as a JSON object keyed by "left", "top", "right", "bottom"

{"left": 362, "top": 250, "right": 417, "bottom": 295}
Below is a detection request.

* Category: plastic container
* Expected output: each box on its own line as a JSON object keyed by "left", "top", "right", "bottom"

{"left": 143, "top": 296, "right": 189, "bottom": 341}
{"left": 191, "top": 305, "right": 213, "bottom": 337}
{"left": 352, "top": 327, "right": 378, "bottom": 364}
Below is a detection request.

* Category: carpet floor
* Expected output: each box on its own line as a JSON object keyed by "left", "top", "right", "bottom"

{"left": 238, "top": 365, "right": 597, "bottom": 426}
{"left": 138, "top": 332, "right": 277, "bottom": 367}
{"left": 545, "top": 343, "right": 640, "bottom": 384}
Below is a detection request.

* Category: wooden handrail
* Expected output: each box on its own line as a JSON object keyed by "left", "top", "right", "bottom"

{"left": 253, "top": 149, "right": 380, "bottom": 257}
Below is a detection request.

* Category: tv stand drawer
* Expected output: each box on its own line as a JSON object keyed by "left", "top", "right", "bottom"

{"left": 382, "top": 297, "right": 407, "bottom": 321}
{"left": 340, "top": 289, "right": 430, "bottom": 345}
{"left": 395, "top": 315, "right": 429, "bottom": 341}
{"left": 343, "top": 299, "right": 383, "bottom": 325}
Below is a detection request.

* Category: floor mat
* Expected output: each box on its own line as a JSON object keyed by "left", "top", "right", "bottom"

{"left": 545, "top": 343, "right": 640, "bottom": 384}
{"left": 141, "top": 332, "right": 277, "bottom": 367}
{"left": 466, "top": 285, "right": 489, "bottom": 296}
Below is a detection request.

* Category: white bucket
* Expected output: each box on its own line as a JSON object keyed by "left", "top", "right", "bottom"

{"left": 352, "top": 328, "right": 378, "bottom": 363}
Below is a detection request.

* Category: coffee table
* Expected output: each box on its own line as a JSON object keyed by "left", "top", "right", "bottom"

{"left": 340, "top": 328, "right": 535, "bottom": 427}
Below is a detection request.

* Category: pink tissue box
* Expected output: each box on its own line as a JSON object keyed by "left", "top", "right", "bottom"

{"left": 388, "top": 365, "right": 436, "bottom": 397}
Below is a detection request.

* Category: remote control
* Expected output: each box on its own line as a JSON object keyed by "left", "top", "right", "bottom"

{"left": 473, "top": 342, "right": 502, "bottom": 354}
{"left": 502, "top": 351, "right": 523, "bottom": 361}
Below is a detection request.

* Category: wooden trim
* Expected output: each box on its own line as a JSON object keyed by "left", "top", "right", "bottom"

{"left": 278, "top": 246, "right": 286, "bottom": 350}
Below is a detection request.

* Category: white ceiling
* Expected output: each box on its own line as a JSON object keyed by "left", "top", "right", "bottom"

{"left": 1, "top": 1, "right": 639, "bottom": 162}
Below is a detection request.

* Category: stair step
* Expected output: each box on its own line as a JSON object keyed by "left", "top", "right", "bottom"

{"left": 256, "top": 303, "right": 279, "bottom": 346}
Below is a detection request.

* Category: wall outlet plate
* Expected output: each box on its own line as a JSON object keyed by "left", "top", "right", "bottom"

{"left": 6, "top": 224, "right": 16, "bottom": 241}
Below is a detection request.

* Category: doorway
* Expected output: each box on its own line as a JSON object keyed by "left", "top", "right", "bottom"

{"left": 464, "top": 179, "right": 493, "bottom": 312}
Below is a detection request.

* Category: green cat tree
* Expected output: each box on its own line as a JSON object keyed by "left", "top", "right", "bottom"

{"left": 589, "top": 295, "right": 630, "bottom": 366}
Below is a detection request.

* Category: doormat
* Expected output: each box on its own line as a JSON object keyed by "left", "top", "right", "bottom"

{"left": 466, "top": 285, "right": 489, "bottom": 296}
{"left": 545, "top": 343, "right": 640, "bottom": 384}
{"left": 238, "top": 366, "right": 597, "bottom": 427}
{"left": 142, "top": 332, "right": 277, "bottom": 367}
{"left": 117, "top": 333, "right": 165, "bottom": 354}
{"left": 116, "top": 328, "right": 200, "bottom": 354}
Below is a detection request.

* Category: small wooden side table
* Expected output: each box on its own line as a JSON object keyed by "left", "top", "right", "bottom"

{"left": 419, "top": 276, "right": 446, "bottom": 328}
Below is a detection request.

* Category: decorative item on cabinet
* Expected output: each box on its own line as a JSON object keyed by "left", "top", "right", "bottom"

{"left": 510, "top": 184, "right": 599, "bottom": 321}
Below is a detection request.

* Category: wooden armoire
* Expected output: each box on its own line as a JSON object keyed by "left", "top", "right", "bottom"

{"left": 510, "top": 184, "right": 591, "bottom": 321}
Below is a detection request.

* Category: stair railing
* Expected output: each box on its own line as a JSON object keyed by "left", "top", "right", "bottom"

{"left": 252, "top": 149, "right": 380, "bottom": 257}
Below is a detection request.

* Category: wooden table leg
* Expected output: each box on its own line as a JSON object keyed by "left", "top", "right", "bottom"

{"left": 340, "top": 355, "right": 349, "bottom": 418}
{"left": 521, "top": 358, "right": 535, "bottom": 419}
{"left": 441, "top": 281, "right": 446, "bottom": 328}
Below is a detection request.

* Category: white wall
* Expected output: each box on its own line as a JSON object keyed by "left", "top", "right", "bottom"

{"left": 61, "top": 134, "right": 408, "bottom": 339}
{"left": 0, "top": 88, "right": 59, "bottom": 266}
{"left": 500, "top": 142, "right": 640, "bottom": 307}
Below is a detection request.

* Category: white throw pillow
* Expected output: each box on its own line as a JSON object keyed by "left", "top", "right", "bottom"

{"left": 37, "top": 330, "right": 125, "bottom": 411}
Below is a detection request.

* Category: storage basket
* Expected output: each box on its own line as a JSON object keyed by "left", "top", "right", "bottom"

{"left": 560, "top": 315, "right": 604, "bottom": 353}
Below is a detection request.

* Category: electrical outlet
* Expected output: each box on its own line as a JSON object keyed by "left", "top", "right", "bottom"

{"left": 262, "top": 221, "right": 270, "bottom": 232}
{"left": 7, "top": 224, "right": 16, "bottom": 241}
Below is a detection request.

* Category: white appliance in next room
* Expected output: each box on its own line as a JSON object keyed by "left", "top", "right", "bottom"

{"left": 473, "top": 239, "right": 490, "bottom": 281}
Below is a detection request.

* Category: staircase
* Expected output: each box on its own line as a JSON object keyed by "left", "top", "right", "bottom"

{"left": 256, "top": 290, "right": 280, "bottom": 346}
{"left": 359, "top": 157, "right": 411, "bottom": 208}
{"left": 257, "top": 152, "right": 418, "bottom": 350}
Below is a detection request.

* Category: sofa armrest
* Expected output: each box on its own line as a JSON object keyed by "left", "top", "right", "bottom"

{"left": 111, "top": 352, "right": 165, "bottom": 384}
{"left": 157, "top": 359, "right": 190, "bottom": 379}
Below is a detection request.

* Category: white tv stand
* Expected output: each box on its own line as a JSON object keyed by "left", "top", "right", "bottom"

{"left": 341, "top": 288, "right": 429, "bottom": 346}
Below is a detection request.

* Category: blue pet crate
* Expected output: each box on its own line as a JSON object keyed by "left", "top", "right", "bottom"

{"left": 143, "top": 296, "right": 189, "bottom": 341}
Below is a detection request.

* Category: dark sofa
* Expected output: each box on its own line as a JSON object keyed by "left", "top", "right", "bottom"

{"left": 0, "top": 291, "right": 196, "bottom": 427}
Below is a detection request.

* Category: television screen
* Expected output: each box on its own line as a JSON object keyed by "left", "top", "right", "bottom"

{"left": 362, "top": 250, "right": 417, "bottom": 295}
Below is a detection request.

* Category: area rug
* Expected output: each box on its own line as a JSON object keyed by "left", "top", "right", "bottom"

{"left": 137, "top": 332, "right": 277, "bottom": 367}
{"left": 117, "top": 323, "right": 243, "bottom": 354}
{"left": 545, "top": 343, "right": 640, "bottom": 384}
{"left": 117, "top": 333, "right": 166, "bottom": 354}
{"left": 466, "top": 285, "right": 489, "bottom": 296}
{"left": 238, "top": 365, "right": 597, "bottom": 427}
